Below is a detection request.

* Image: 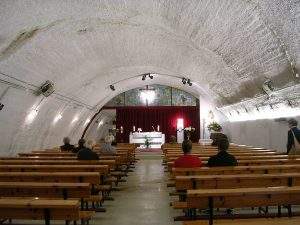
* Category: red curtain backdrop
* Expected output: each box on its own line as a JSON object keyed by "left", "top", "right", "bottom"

{"left": 115, "top": 106, "right": 200, "bottom": 143}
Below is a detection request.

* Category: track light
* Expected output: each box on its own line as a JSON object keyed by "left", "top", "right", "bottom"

{"left": 0, "top": 103, "right": 3, "bottom": 111}
{"left": 148, "top": 74, "right": 153, "bottom": 79}
{"left": 142, "top": 75, "right": 146, "bottom": 81}
{"left": 182, "top": 77, "right": 192, "bottom": 86}
{"left": 110, "top": 85, "right": 115, "bottom": 91}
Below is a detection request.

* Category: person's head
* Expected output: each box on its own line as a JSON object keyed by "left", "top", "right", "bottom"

{"left": 87, "top": 140, "right": 95, "bottom": 149}
{"left": 288, "top": 118, "right": 298, "bottom": 128}
{"left": 105, "top": 135, "right": 112, "bottom": 143}
{"left": 63, "top": 137, "right": 70, "bottom": 144}
{"left": 217, "top": 138, "right": 229, "bottom": 152}
{"left": 182, "top": 140, "right": 192, "bottom": 154}
{"left": 78, "top": 139, "right": 86, "bottom": 148}
{"left": 170, "top": 135, "right": 176, "bottom": 144}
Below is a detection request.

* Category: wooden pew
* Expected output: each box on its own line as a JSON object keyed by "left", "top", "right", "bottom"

{"left": 0, "top": 198, "right": 94, "bottom": 225}
{"left": 174, "top": 186, "right": 300, "bottom": 225}
{"left": 0, "top": 165, "right": 109, "bottom": 174}
{"left": 167, "top": 159, "right": 300, "bottom": 171}
{"left": 171, "top": 165, "right": 300, "bottom": 177}
{"left": 167, "top": 155, "right": 299, "bottom": 162}
{"left": 175, "top": 173, "right": 300, "bottom": 191}
{"left": 0, "top": 182, "right": 91, "bottom": 200}
{"left": 0, "top": 172, "right": 100, "bottom": 184}
{"left": 183, "top": 217, "right": 300, "bottom": 225}
{"left": 0, "top": 159, "right": 116, "bottom": 170}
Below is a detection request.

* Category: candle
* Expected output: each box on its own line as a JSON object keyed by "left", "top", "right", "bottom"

{"left": 157, "top": 125, "right": 160, "bottom": 131}
{"left": 133, "top": 126, "right": 135, "bottom": 132}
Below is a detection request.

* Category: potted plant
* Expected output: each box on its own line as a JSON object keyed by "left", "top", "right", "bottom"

{"left": 207, "top": 122, "right": 222, "bottom": 132}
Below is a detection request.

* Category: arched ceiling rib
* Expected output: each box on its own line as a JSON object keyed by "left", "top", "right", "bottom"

{"left": 0, "top": 0, "right": 298, "bottom": 108}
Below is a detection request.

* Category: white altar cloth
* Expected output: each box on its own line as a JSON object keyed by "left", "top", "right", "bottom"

{"left": 129, "top": 132, "right": 165, "bottom": 148}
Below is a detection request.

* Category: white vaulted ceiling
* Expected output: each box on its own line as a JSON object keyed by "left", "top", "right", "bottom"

{"left": 0, "top": 0, "right": 299, "bottom": 154}
{"left": 0, "top": 0, "right": 298, "bottom": 108}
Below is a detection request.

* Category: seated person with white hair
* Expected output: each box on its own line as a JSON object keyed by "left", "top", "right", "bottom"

{"left": 77, "top": 139, "right": 99, "bottom": 160}
{"left": 101, "top": 135, "right": 116, "bottom": 155}
{"left": 60, "top": 137, "right": 75, "bottom": 152}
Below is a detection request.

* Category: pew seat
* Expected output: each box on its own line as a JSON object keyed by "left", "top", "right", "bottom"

{"left": 0, "top": 198, "right": 94, "bottom": 225}
{"left": 183, "top": 217, "right": 300, "bottom": 225}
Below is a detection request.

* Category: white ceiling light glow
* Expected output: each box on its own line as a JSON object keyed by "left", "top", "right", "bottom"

{"left": 53, "top": 113, "right": 63, "bottom": 124}
{"left": 71, "top": 116, "right": 79, "bottom": 124}
{"left": 140, "top": 90, "right": 156, "bottom": 104}
{"left": 25, "top": 109, "right": 38, "bottom": 125}
{"left": 84, "top": 118, "right": 91, "bottom": 126}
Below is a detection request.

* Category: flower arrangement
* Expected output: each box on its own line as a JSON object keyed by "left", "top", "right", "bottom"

{"left": 184, "top": 126, "right": 195, "bottom": 132}
{"left": 207, "top": 122, "right": 222, "bottom": 132}
{"left": 144, "top": 136, "right": 151, "bottom": 148}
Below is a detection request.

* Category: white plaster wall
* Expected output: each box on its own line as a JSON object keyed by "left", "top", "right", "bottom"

{"left": 84, "top": 109, "right": 116, "bottom": 143}
{"left": 0, "top": 83, "right": 94, "bottom": 156}
{"left": 199, "top": 96, "right": 228, "bottom": 140}
{"left": 223, "top": 116, "right": 300, "bottom": 153}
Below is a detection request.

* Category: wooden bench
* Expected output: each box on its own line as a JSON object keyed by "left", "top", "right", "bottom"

{"left": 175, "top": 173, "right": 300, "bottom": 191}
{"left": 0, "top": 164, "right": 109, "bottom": 173}
{"left": 182, "top": 217, "right": 300, "bottom": 225}
{"left": 0, "top": 182, "right": 91, "bottom": 200}
{"left": 170, "top": 165, "right": 300, "bottom": 179}
{"left": 0, "top": 171, "right": 100, "bottom": 184}
{"left": 0, "top": 159, "right": 116, "bottom": 170}
{"left": 174, "top": 186, "right": 300, "bottom": 225}
{"left": 0, "top": 198, "right": 94, "bottom": 225}
{"left": 167, "top": 159, "right": 300, "bottom": 171}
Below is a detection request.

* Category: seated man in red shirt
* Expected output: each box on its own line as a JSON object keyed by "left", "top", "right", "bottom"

{"left": 174, "top": 139, "right": 202, "bottom": 168}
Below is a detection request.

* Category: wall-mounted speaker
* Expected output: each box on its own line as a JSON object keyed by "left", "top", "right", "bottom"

{"left": 36, "top": 80, "right": 55, "bottom": 97}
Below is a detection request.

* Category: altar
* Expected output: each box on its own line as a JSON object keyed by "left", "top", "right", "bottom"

{"left": 129, "top": 132, "right": 165, "bottom": 148}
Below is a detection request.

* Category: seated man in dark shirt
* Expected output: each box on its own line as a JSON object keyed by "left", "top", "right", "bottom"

{"left": 77, "top": 139, "right": 99, "bottom": 160}
{"left": 60, "top": 137, "right": 75, "bottom": 152}
{"left": 207, "top": 138, "right": 237, "bottom": 167}
{"left": 210, "top": 131, "right": 228, "bottom": 146}
{"left": 174, "top": 139, "right": 202, "bottom": 168}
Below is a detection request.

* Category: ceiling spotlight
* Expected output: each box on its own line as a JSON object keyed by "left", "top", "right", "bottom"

{"left": 187, "top": 79, "right": 192, "bottom": 86}
{"left": 182, "top": 78, "right": 187, "bottom": 84}
{"left": 0, "top": 103, "right": 4, "bottom": 111}
{"left": 245, "top": 108, "right": 248, "bottom": 113}
{"left": 148, "top": 74, "right": 153, "bottom": 79}
{"left": 110, "top": 85, "right": 115, "bottom": 91}
{"left": 256, "top": 106, "right": 260, "bottom": 111}
{"left": 236, "top": 110, "right": 240, "bottom": 114}
{"left": 270, "top": 104, "right": 274, "bottom": 110}
{"left": 142, "top": 75, "right": 146, "bottom": 81}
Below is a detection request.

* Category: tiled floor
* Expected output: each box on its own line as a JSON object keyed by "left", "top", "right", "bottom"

{"left": 13, "top": 155, "right": 180, "bottom": 225}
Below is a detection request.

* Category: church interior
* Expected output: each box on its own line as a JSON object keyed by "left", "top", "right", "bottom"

{"left": 0, "top": 1, "right": 299, "bottom": 225}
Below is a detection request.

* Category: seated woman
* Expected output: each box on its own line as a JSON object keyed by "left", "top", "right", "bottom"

{"left": 207, "top": 138, "right": 237, "bottom": 167}
{"left": 174, "top": 140, "right": 202, "bottom": 168}
{"left": 100, "top": 135, "right": 116, "bottom": 155}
